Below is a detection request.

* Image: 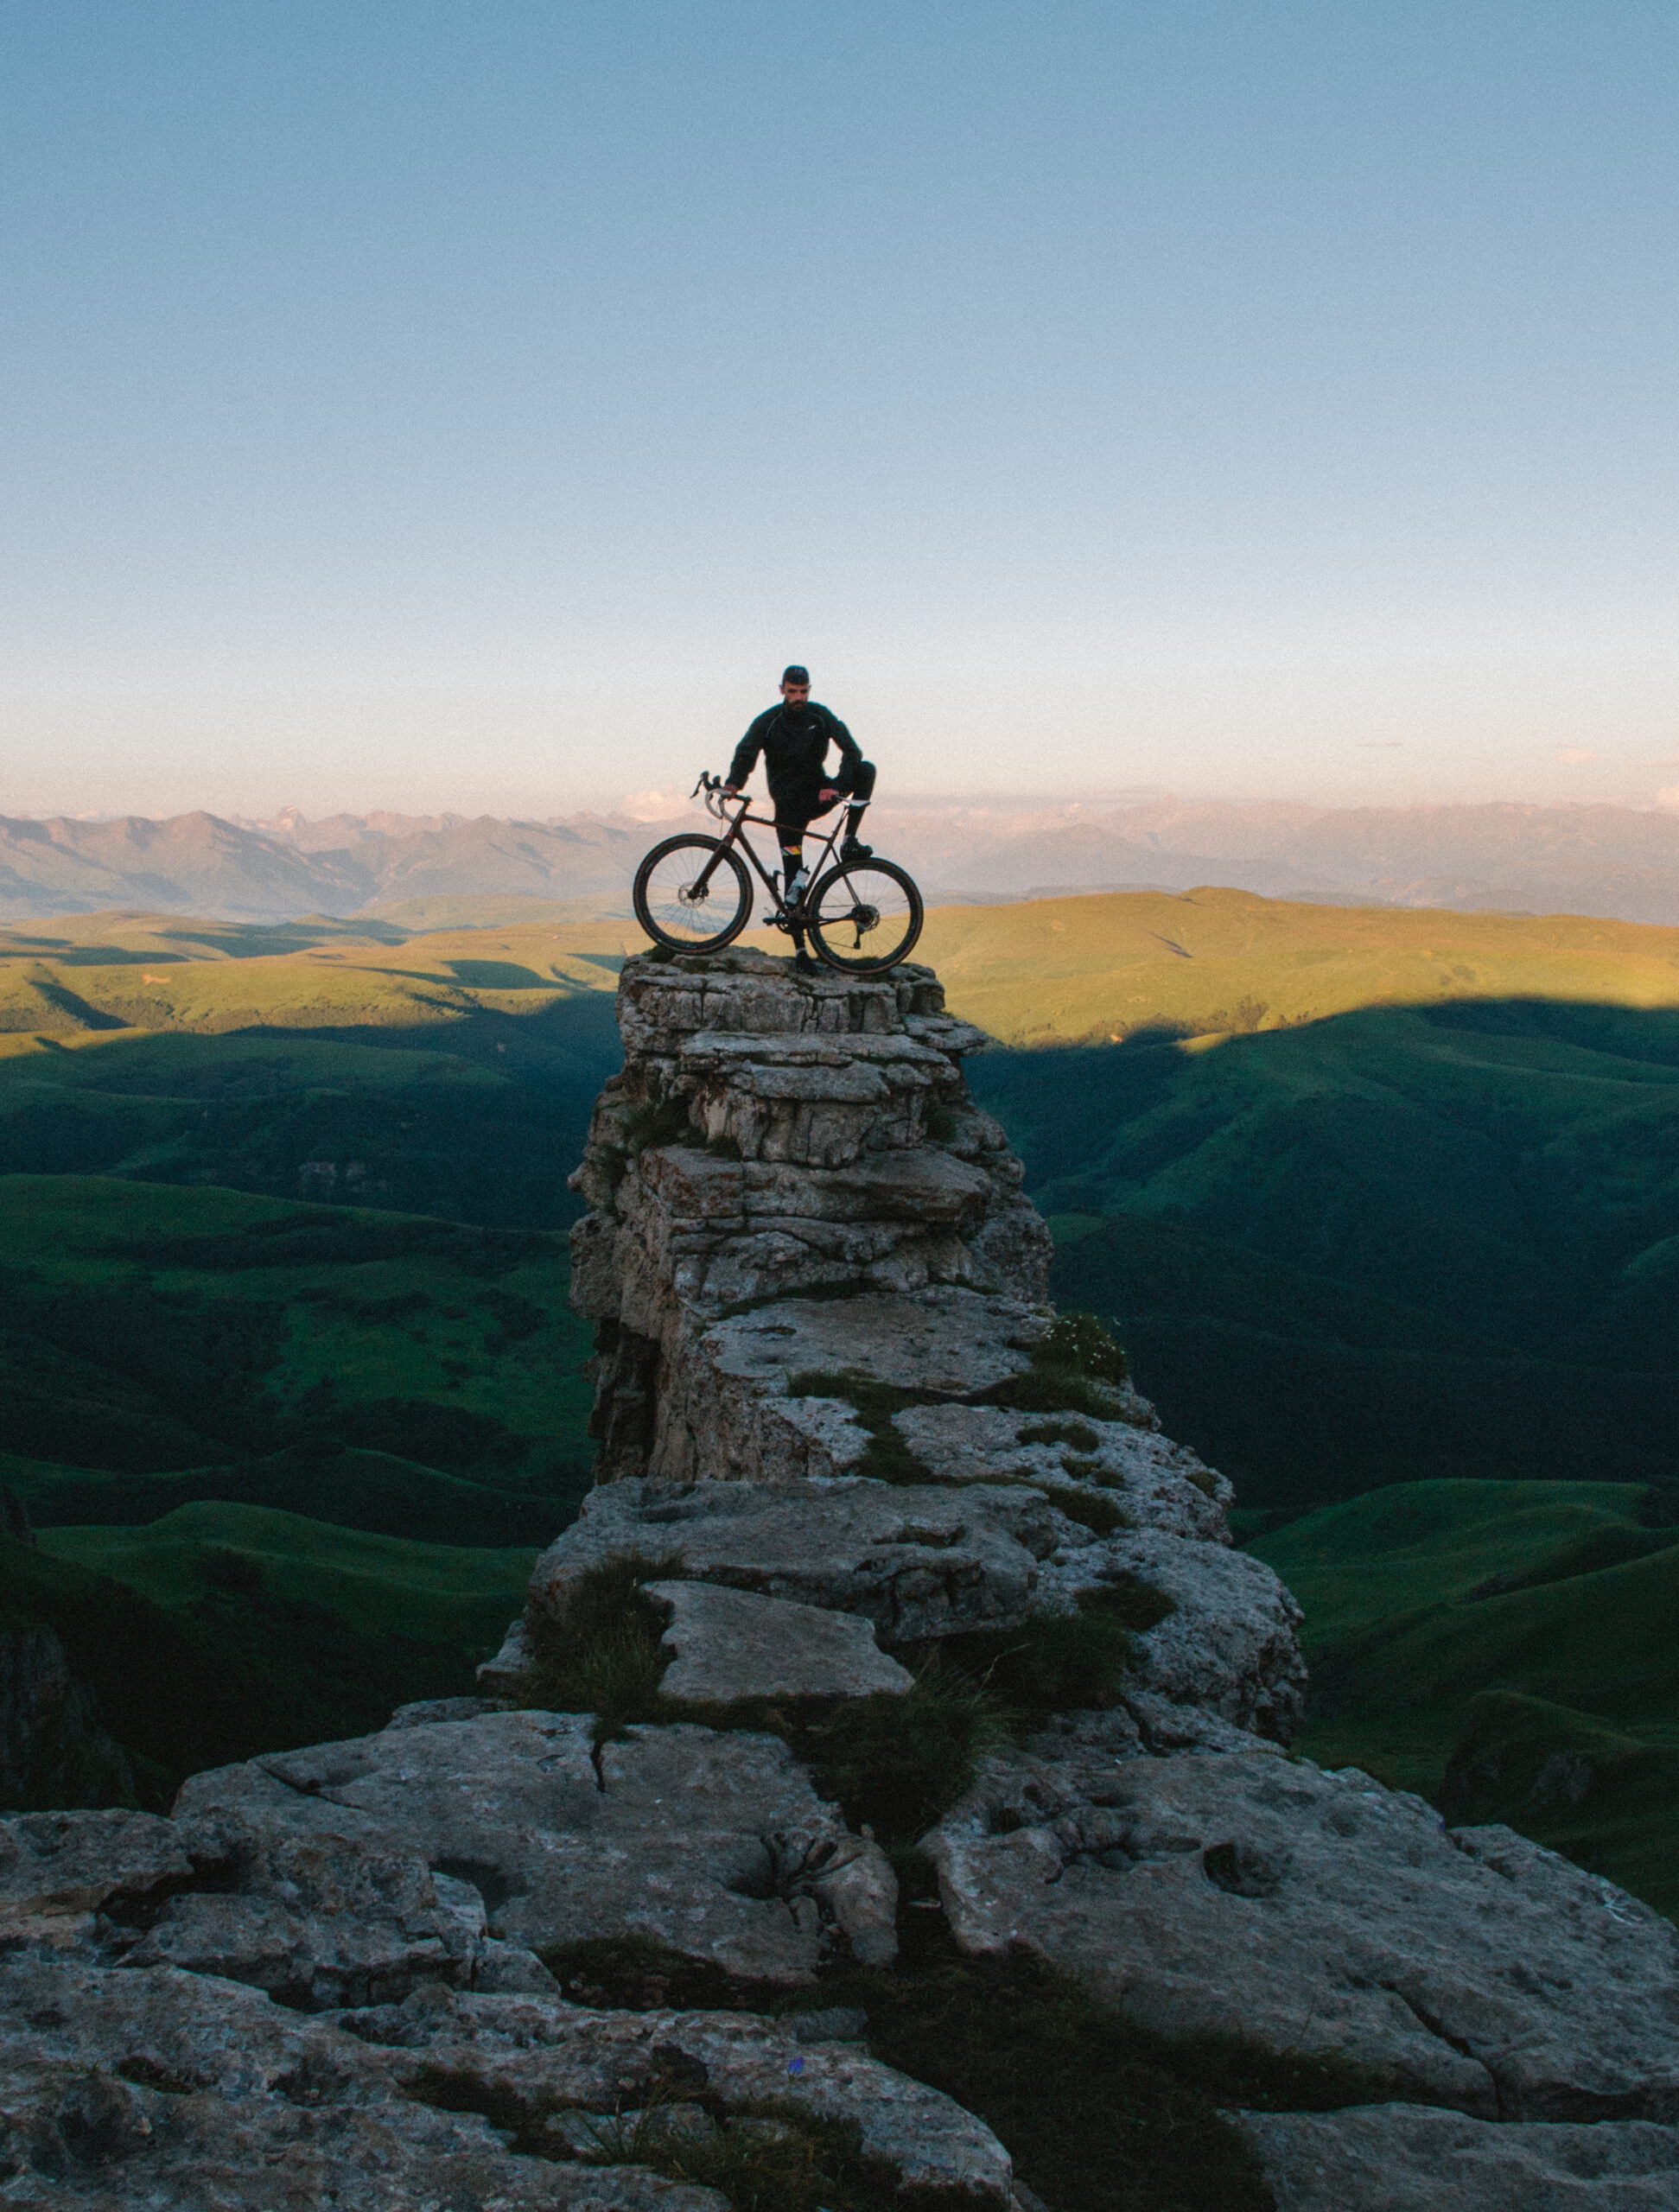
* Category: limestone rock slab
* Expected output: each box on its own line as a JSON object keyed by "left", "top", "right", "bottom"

{"left": 926, "top": 1752, "right": 1679, "bottom": 2122}
{"left": 892, "top": 1402, "right": 1229, "bottom": 1536}
{"left": 340, "top": 1983, "right": 1015, "bottom": 2203}
{"left": 0, "top": 1808, "right": 194, "bottom": 1923}
{"left": 0, "top": 1955, "right": 725, "bottom": 2210}
{"left": 527, "top": 1477, "right": 1059, "bottom": 1642}
{"left": 123, "top": 1821, "right": 497, "bottom": 2012}
{"left": 643, "top": 1580, "right": 913, "bottom": 1702}
{"left": 175, "top": 1711, "right": 894, "bottom": 1986}
{"left": 1038, "top": 1528, "right": 1307, "bottom": 1742}
{"left": 1234, "top": 2104, "right": 1679, "bottom": 2210}
{"left": 704, "top": 1287, "right": 1048, "bottom": 1399}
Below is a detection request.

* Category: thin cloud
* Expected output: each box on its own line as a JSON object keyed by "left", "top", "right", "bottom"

{"left": 1556, "top": 747, "right": 1597, "bottom": 763}
{"left": 1355, "top": 741, "right": 1404, "bottom": 750}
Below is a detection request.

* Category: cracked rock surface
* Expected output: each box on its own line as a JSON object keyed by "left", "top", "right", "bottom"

{"left": 569, "top": 951, "right": 1053, "bottom": 1486}
{"left": 1037, "top": 1529, "right": 1307, "bottom": 1742}
{"left": 525, "top": 1476, "right": 1070, "bottom": 1643}
{"left": 927, "top": 1751, "right": 1679, "bottom": 2121}
{"left": 340, "top": 1984, "right": 1014, "bottom": 2202}
{"left": 0, "top": 1948, "right": 1014, "bottom": 2208}
{"left": 1233, "top": 2103, "right": 1679, "bottom": 2209}
{"left": 643, "top": 1580, "right": 913, "bottom": 1702}
{"left": 175, "top": 1710, "right": 897, "bottom": 1986}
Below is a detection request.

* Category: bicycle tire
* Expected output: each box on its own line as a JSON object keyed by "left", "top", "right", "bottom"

{"left": 806, "top": 857, "right": 925, "bottom": 975}
{"left": 633, "top": 834, "right": 753, "bottom": 953}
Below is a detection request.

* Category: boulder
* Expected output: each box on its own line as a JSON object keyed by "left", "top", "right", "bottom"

{"left": 642, "top": 1580, "right": 913, "bottom": 1702}
{"left": 0, "top": 1955, "right": 726, "bottom": 2210}
{"left": 0, "top": 1808, "right": 194, "bottom": 1924}
{"left": 176, "top": 1710, "right": 896, "bottom": 1986}
{"left": 1037, "top": 1529, "right": 1307, "bottom": 1742}
{"left": 1233, "top": 2104, "right": 1679, "bottom": 2210}
{"left": 926, "top": 1752, "right": 1679, "bottom": 2121}
{"left": 339, "top": 1982, "right": 1015, "bottom": 2203}
{"left": 525, "top": 1477, "right": 1060, "bottom": 1643}
{"left": 892, "top": 1402, "right": 1226, "bottom": 1534}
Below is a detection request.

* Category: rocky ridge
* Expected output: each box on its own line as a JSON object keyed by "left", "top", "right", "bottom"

{"left": 4, "top": 948, "right": 1678, "bottom": 2210}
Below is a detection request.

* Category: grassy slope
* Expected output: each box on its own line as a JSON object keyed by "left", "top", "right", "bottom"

{"left": 917, "top": 884, "right": 1679, "bottom": 1045}
{"left": 0, "top": 1523, "right": 525, "bottom": 1809}
{"left": 1250, "top": 1481, "right": 1679, "bottom": 1916}
{"left": 0, "top": 912, "right": 627, "bottom": 1230}
{"left": 36, "top": 1501, "right": 533, "bottom": 1656}
{"left": 944, "top": 909, "right": 1679, "bottom": 1510}
{"left": 0, "top": 1173, "right": 594, "bottom": 1465}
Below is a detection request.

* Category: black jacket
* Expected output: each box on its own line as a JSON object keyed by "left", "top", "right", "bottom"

{"left": 727, "top": 702, "right": 862, "bottom": 807}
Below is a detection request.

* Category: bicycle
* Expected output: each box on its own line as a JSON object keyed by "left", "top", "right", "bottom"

{"left": 632, "top": 773, "right": 925, "bottom": 976}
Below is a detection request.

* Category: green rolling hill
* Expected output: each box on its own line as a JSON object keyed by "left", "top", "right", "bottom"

{"left": 0, "top": 1174, "right": 596, "bottom": 1526}
{"left": 1250, "top": 1481, "right": 1679, "bottom": 1917}
{"left": 953, "top": 907, "right": 1679, "bottom": 1512}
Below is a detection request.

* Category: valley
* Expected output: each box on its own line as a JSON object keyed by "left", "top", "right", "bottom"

{"left": 3, "top": 883, "right": 1677, "bottom": 1926}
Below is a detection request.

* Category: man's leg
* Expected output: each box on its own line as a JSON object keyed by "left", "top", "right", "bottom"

{"left": 778, "top": 827, "right": 810, "bottom": 902}
{"left": 768, "top": 792, "right": 822, "bottom": 970}
{"left": 841, "top": 760, "right": 875, "bottom": 859}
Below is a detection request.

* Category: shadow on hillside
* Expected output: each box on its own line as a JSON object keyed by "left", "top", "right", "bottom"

{"left": 0, "top": 992, "right": 626, "bottom": 1232}
{"left": 971, "top": 995, "right": 1679, "bottom": 1517}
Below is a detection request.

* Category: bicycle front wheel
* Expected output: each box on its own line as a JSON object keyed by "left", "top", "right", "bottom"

{"left": 806, "top": 857, "right": 924, "bottom": 975}
{"left": 633, "top": 834, "right": 753, "bottom": 953}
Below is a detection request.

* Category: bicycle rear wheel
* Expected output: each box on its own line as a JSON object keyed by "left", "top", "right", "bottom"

{"left": 633, "top": 834, "right": 753, "bottom": 953}
{"left": 806, "top": 857, "right": 924, "bottom": 975}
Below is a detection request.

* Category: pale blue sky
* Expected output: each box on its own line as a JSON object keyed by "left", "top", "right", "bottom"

{"left": 3, "top": 2, "right": 1676, "bottom": 817}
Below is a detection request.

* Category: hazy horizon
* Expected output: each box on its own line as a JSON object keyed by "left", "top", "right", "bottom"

{"left": 5, "top": 4, "right": 1677, "bottom": 819}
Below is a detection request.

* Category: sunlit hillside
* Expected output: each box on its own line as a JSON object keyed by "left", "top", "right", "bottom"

{"left": 0, "top": 905, "right": 634, "bottom": 1037}
{"left": 915, "top": 884, "right": 1679, "bottom": 1044}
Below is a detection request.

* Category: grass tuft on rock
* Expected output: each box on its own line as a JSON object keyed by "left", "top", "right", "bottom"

{"left": 1021, "top": 1418, "right": 1102, "bottom": 1452}
{"left": 519, "top": 1553, "right": 681, "bottom": 1740}
{"left": 582, "top": 2103, "right": 901, "bottom": 2212}
{"left": 821, "top": 1914, "right": 1270, "bottom": 2212}
{"left": 982, "top": 1310, "right": 1133, "bottom": 1420}
{"left": 803, "top": 1660, "right": 1007, "bottom": 1840}
{"left": 785, "top": 1369, "right": 937, "bottom": 1484}
{"left": 1039, "top": 1484, "right": 1132, "bottom": 1535}
{"left": 917, "top": 1585, "right": 1165, "bottom": 1719}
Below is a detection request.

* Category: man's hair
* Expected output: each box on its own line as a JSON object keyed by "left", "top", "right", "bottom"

{"left": 781, "top": 664, "right": 810, "bottom": 685}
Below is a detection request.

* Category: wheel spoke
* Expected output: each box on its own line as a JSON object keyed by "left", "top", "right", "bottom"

{"left": 807, "top": 861, "right": 921, "bottom": 973}
{"left": 633, "top": 836, "right": 751, "bottom": 950}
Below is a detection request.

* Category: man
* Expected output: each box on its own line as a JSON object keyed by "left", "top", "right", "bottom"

{"left": 723, "top": 666, "right": 876, "bottom": 916}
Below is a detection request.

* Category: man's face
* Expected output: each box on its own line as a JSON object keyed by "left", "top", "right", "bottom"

{"left": 779, "top": 680, "right": 811, "bottom": 708}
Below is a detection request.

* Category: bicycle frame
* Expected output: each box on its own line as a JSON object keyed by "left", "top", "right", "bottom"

{"left": 688, "top": 778, "right": 864, "bottom": 917}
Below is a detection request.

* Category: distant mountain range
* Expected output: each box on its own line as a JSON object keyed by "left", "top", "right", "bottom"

{"left": 8, "top": 795, "right": 1679, "bottom": 925}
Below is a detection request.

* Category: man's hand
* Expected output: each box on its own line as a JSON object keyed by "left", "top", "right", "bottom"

{"left": 722, "top": 785, "right": 741, "bottom": 798}
{"left": 818, "top": 787, "right": 839, "bottom": 805}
